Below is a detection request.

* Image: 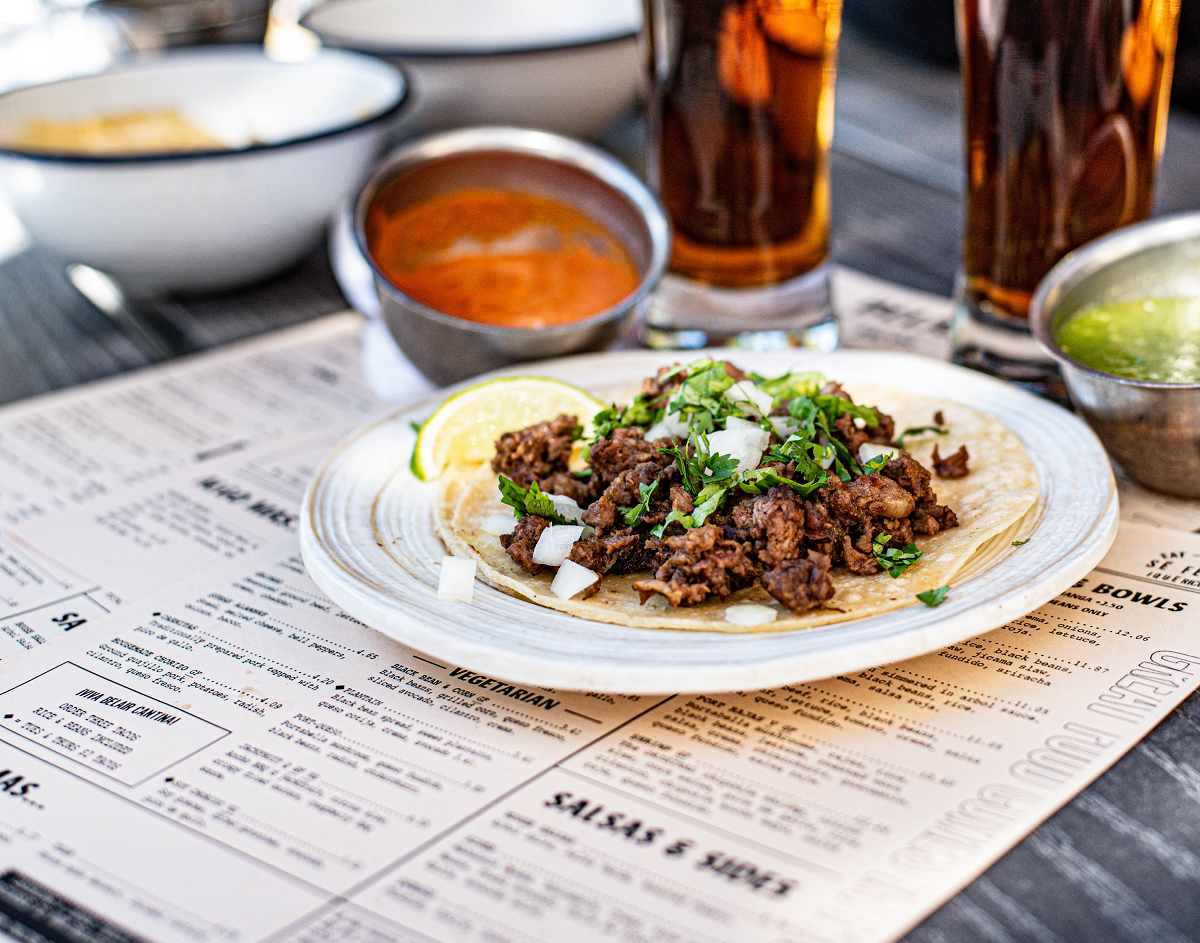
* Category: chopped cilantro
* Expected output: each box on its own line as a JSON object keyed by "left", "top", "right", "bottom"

{"left": 766, "top": 432, "right": 831, "bottom": 483}
{"left": 897, "top": 425, "right": 949, "bottom": 449}
{"left": 667, "top": 359, "right": 736, "bottom": 434}
{"left": 1011, "top": 538, "right": 1031, "bottom": 546}
{"left": 872, "top": 533, "right": 924, "bottom": 578}
{"left": 861, "top": 452, "right": 894, "bottom": 475}
{"left": 812, "top": 394, "right": 879, "bottom": 429}
{"left": 591, "top": 395, "right": 660, "bottom": 442}
{"left": 660, "top": 432, "right": 738, "bottom": 497}
{"left": 827, "top": 436, "right": 860, "bottom": 480}
{"left": 749, "top": 370, "right": 825, "bottom": 404}
{"left": 658, "top": 443, "right": 695, "bottom": 494}
{"left": 651, "top": 484, "right": 727, "bottom": 536}
{"left": 779, "top": 395, "right": 868, "bottom": 478}
{"left": 738, "top": 466, "right": 828, "bottom": 497}
{"left": 690, "top": 483, "right": 727, "bottom": 524}
{"left": 917, "top": 585, "right": 950, "bottom": 607}
{"left": 650, "top": 510, "right": 684, "bottom": 537}
{"left": 620, "top": 480, "right": 660, "bottom": 527}
{"left": 704, "top": 450, "right": 740, "bottom": 481}
{"left": 497, "top": 476, "right": 571, "bottom": 524}
{"left": 570, "top": 468, "right": 593, "bottom": 479}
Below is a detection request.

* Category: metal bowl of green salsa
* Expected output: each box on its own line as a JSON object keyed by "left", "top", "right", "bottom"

{"left": 1030, "top": 211, "right": 1200, "bottom": 498}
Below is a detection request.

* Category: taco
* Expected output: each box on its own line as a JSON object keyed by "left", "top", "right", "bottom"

{"left": 435, "top": 359, "right": 1039, "bottom": 632}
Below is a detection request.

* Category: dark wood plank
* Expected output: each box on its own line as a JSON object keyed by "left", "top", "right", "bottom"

{"left": 0, "top": 237, "right": 346, "bottom": 407}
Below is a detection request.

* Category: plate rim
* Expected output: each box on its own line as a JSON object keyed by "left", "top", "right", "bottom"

{"left": 300, "top": 348, "right": 1119, "bottom": 693}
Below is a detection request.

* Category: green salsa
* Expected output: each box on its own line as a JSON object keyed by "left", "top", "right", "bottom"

{"left": 1056, "top": 297, "right": 1200, "bottom": 383}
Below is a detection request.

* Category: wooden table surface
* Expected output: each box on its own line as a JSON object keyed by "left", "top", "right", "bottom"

{"left": 1, "top": 29, "right": 1198, "bottom": 943}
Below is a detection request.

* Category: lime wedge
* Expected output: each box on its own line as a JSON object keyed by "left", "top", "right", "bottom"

{"left": 411, "top": 377, "right": 605, "bottom": 480}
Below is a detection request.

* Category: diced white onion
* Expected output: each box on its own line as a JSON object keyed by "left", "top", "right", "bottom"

{"left": 858, "top": 443, "right": 895, "bottom": 465}
{"left": 724, "top": 603, "right": 777, "bottom": 626}
{"left": 437, "top": 556, "right": 476, "bottom": 602}
{"left": 532, "top": 524, "right": 585, "bottom": 566}
{"left": 707, "top": 417, "right": 770, "bottom": 474}
{"left": 646, "top": 414, "right": 689, "bottom": 443}
{"left": 727, "top": 380, "right": 775, "bottom": 417}
{"left": 645, "top": 394, "right": 690, "bottom": 442}
{"left": 548, "top": 493, "right": 584, "bottom": 523}
{"left": 724, "top": 415, "right": 769, "bottom": 439}
{"left": 551, "top": 559, "right": 599, "bottom": 599}
{"left": 482, "top": 512, "right": 516, "bottom": 536}
{"left": 773, "top": 416, "right": 799, "bottom": 439}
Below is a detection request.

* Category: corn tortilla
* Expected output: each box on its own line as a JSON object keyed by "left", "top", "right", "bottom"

{"left": 435, "top": 383, "right": 1039, "bottom": 632}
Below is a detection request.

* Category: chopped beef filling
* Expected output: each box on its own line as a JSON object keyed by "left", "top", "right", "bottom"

{"left": 535, "top": 470, "right": 594, "bottom": 506}
{"left": 641, "top": 365, "right": 688, "bottom": 402}
{"left": 826, "top": 474, "right": 916, "bottom": 523}
{"left": 582, "top": 459, "right": 676, "bottom": 534}
{"left": 490, "top": 365, "right": 967, "bottom": 615}
{"left": 491, "top": 414, "right": 577, "bottom": 485}
{"left": 932, "top": 444, "right": 970, "bottom": 478}
{"left": 569, "top": 529, "right": 666, "bottom": 576}
{"left": 499, "top": 514, "right": 551, "bottom": 576}
{"left": 722, "top": 361, "right": 749, "bottom": 382}
{"left": 730, "top": 485, "right": 807, "bottom": 568}
{"left": 588, "top": 427, "right": 675, "bottom": 486}
{"left": 761, "top": 552, "right": 835, "bottom": 612}
{"left": 633, "top": 525, "right": 760, "bottom": 607}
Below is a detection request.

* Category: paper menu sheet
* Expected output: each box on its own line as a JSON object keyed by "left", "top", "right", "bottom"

{"left": 0, "top": 312, "right": 373, "bottom": 531}
{"left": 0, "top": 519, "right": 1192, "bottom": 943}
{"left": 0, "top": 314, "right": 382, "bottom": 660}
{"left": 9, "top": 431, "right": 349, "bottom": 605}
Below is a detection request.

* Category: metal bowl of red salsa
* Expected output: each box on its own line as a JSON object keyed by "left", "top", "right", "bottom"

{"left": 354, "top": 126, "right": 670, "bottom": 386}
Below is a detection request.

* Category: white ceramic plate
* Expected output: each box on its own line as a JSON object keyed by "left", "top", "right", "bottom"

{"left": 301, "top": 350, "right": 1118, "bottom": 694}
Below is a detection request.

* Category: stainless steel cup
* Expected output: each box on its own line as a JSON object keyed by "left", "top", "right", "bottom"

{"left": 354, "top": 127, "right": 671, "bottom": 386}
{"left": 1030, "top": 212, "right": 1200, "bottom": 498}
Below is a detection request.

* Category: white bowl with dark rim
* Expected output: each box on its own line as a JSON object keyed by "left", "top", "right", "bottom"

{"left": 1030, "top": 211, "right": 1200, "bottom": 498}
{"left": 354, "top": 126, "right": 670, "bottom": 386}
{"left": 303, "top": 0, "right": 641, "bottom": 139}
{"left": 0, "top": 46, "right": 405, "bottom": 295}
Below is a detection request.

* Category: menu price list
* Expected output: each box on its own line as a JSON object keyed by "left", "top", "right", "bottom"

{"left": 0, "top": 314, "right": 373, "bottom": 530}
{"left": 0, "top": 521, "right": 1187, "bottom": 941}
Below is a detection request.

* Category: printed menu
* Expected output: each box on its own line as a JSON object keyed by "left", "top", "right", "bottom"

{"left": 0, "top": 314, "right": 375, "bottom": 657}
{"left": 0, "top": 302, "right": 1197, "bottom": 943}
{"left": 0, "top": 519, "right": 1194, "bottom": 943}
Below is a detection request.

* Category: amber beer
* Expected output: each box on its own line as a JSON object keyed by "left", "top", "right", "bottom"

{"left": 644, "top": 0, "right": 841, "bottom": 292}
{"left": 958, "top": 0, "right": 1179, "bottom": 325}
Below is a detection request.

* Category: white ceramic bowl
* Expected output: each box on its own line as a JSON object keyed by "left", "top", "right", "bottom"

{"left": 304, "top": 0, "right": 641, "bottom": 139}
{"left": 0, "top": 46, "right": 406, "bottom": 294}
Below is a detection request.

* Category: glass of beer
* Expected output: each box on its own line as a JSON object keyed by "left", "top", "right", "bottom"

{"left": 952, "top": 0, "right": 1180, "bottom": 386}
{"left": 640, "top": 0, "right": 842, "bottom": 350}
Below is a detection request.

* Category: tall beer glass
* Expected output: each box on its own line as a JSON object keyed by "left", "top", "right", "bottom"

{"left": 952, "top": 0, "right": 1180, "bottom": 384}
{"left": 641, "top": 0, "right": 842, "bottom": 350}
